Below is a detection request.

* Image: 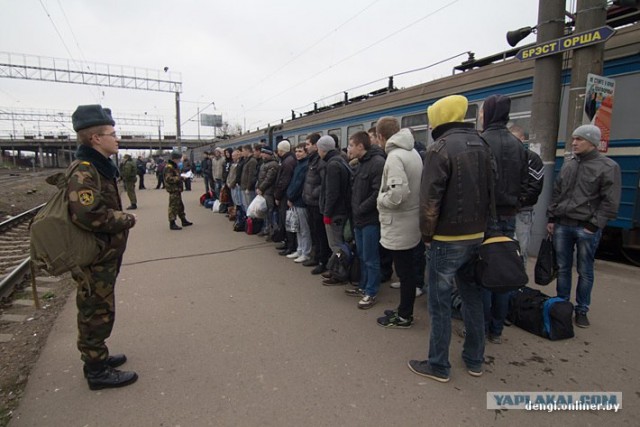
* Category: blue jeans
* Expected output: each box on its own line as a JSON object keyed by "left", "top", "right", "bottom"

{"left": 427, "top": 241, "right": 484, "bottom": 376}
{"left": 482, "top": 216, "right": 516, "bottom": 337}
{"left": 354, "top": 225, "right": 381, "bottom": 297}
{"left": 553, "top": 224, "right": 602, "bottom": 314}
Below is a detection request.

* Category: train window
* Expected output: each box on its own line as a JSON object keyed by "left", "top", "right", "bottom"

{"left": 464, "top": 104, "right": 478, "bottom": 122}
{"left": 328, "top": 128, "right": 342, "bottom": 147}
{"left": 298, "top": 134, "right": 307, "bottom": 143}
{"left": 347, "top": 125, "right": 364, "bottom": 140}
{"left": 510, "top": 95, "right": 532, "bottom": 113}
{"left": 401, "top": 114, "right": 427, "bottom": 128}
{"left": 412, "top": 129, "right": 428, "bottom": 146}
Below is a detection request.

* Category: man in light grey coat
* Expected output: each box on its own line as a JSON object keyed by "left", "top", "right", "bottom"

{"left": 375, "top": 116, "right": 424, "bottom": 328}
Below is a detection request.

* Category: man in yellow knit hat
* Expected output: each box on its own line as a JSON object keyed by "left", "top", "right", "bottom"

{"left": 409, "top": 95, "right": 493, "bottom": 383}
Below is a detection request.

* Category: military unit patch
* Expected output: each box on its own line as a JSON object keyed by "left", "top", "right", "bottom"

{"left": 78, "top": 190, "right": 95, "bottom": 206}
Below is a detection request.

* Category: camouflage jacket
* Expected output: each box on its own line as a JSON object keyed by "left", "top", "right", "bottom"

{"left": 120, "top": 158, "right": 137, "bottom": 182}
{"left": 69, "top": 145, "right": 135, "bottom": 262}
{"left": 164, "top": 160, "right": 183, "bottom": 193}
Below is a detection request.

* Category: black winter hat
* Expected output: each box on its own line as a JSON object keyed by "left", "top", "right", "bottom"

{"left": 72, "top": 104, "right": 115, "bottom": 131}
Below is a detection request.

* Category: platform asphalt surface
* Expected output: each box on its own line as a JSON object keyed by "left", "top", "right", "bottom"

{"left": 10, "top": 182, "right": 639, "bottom": 426}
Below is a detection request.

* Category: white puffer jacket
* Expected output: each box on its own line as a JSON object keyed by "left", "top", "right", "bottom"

{"left": 377, "top": 128, "right": 423, "bottom": 250}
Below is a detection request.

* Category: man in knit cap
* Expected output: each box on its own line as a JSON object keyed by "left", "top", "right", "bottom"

{"left": 547, "top": 124, "right": 621, "bottom": 328}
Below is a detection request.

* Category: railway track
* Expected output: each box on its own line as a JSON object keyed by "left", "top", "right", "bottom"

{"left": 0, "top": 204, "right": 44, "bottom": 301}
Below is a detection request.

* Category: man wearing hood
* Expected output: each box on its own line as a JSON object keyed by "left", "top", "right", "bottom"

{"left": 69, "top": 105, "right": 138, "bottom": 389}
{"left": 410, "top": 95, "right": 492, "bottom": 383}
{"left": 480, "top": 94, "right": 529, "bottom": 345}
{"left": 344, "top": 131, "right": 386, "bottom": 309}
{"left": 374, "top": 117, "right": 423, "bottom": 327}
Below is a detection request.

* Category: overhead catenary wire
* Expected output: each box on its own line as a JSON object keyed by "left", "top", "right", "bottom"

{"left": 234, "top": 0, "right": 382, "bottom": 104}
{"left": 245, "top": 0, "right": 461, "bottom": 127}
{"left": 39, "top": 0, "right": 99, "bottom": 101}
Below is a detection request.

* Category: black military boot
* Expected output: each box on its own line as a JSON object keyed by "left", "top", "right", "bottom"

{"left": 85, "top": 361, "right": 138, "bottom": 390}
{"left": 180, "top": 217, "right": 193, "bottom": 227}
{"left": 83, "top": 354, "right": 127, "bottom": 378}
{"left": 170, "top": 221, "right": 182, "bottom": 230}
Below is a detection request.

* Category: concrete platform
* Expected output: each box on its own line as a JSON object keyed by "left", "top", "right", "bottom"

{"left": 9, "top": 183, "right": 640, "bottom": 426}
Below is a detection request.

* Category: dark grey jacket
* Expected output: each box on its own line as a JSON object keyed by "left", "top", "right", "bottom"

{"left": 547, "top": 149, "right": 621, "bottom": 231}
{"left": 351, "top": 145, "right": 385, "bottom": 227}
{"left": 302, "top": 152, "right": 323, "bottom": 207}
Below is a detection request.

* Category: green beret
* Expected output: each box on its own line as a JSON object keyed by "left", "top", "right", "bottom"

{"left": 72, "top": 104, "right": 115, "bottom": 131}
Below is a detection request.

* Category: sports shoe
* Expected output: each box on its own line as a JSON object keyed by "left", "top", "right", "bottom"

{"left": 302, "top": 259, "right": 319, "bottom": 267}
{"left": 322, "top": 277, "right": 346, "bottom": 286}
{"left": 358, "top": 295, "right": 377, "bottom": 309}
{"left": 377, "top": 312, "right": 412, "bottom": 328}
{"left": 286, "top": 251, "right": 300, "bottom": 259}
{"left": 390, "top": 281, "right": 401, "bottom": 289}
{"left": 415, "top": 287, "right": 424, "bottom": 297}
{"left": 344, "top": 288, "right": 365, "bottom": 297}
{"left": 407, "top": 360, "right": 449, "bottom": 383}
{"left": 488, "top": 333, "right": 502, "bottom": 344}
{"left": 294, "top": 255, "right": 310, "bottom": 263}
{"left": 575, "top": 312, "right": 590, "bottom": 328}
{"left": 311, "top": 264, "right": 326, "bottom": 275}
{"left": 383, "top": 309, "right": 397, "bottom": 317}
{"left": 467, "top": 366, "right": 483, "bottom": 377}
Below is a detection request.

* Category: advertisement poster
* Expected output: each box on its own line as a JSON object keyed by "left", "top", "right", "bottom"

{"left": 583, "top": 73, "right": 615, "bottom": 152}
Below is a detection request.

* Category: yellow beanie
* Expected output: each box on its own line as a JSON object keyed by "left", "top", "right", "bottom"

{"left": 427, "top": 95, "right": 468, "bottom": 130}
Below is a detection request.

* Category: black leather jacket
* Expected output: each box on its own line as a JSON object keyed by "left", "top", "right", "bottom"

{"left": 420, "top": 122, "right": 493, "bottom": 240}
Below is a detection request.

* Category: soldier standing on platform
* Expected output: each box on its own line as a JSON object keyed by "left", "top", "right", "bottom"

{"left": 120, "top": 153, "right": 138, "bottom": 210}
{"left": 69, "top": 104, "right": 138, "bottom": 390}
{"left": 164, "top": 151, "right": 193, "bottom": 230}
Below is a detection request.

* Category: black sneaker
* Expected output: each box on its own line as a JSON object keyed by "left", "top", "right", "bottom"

{"left": 345, "top": 288, "right": 365, "bottom": 297}
{"left": 488, "top": 333, "right": 502, "bottom": 344}
{"left": 575, "top": 312, "right": 590, "bottom": 328}
{"left": 86, "top": 365, "right": 138, "bottom": 390}
{"left": 407, "top": 360, "right": 449, "bottom": 383}
{"left": 383, "top": 309, "right": 397, "bottom": 317}
{"left": 377, "top": 313, "right": 412, "bottom": 328}
{"left": 311, "top": 264, "right": 326, "bottom": 275}
{"left": 302, "top": 259, "right": 319, "bottom": 267}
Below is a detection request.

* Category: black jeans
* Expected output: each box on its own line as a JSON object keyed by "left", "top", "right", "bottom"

{"left": 389, "top": 243, "right": 420, "bottom": 319}
{"left": 308, "top": 204, "right": 331, "bottom": 265}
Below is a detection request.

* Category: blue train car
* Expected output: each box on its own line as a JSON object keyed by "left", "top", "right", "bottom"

{"left": 219, "top": 23, "right": 640, "bottom": 262}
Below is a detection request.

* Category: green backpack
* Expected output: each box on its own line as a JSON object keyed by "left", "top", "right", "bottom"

{"left": 30, "top": 161, "right": 101, "bottom": 280}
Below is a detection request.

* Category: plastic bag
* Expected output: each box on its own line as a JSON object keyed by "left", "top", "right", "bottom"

{"left": 285, "top": 207, "right": 300, "bottom": 233}
{"left": 247, "top": 194, "right": 267, "bottom": 218}
{"left": 212, "top": 199, "right": 221, "bottom": 212}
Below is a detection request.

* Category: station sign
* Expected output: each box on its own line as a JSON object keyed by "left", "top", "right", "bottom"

{"left": 516, "top": 26, "right": 615, "bottom": 61}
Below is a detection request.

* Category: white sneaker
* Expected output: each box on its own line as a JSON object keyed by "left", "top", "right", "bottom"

{"left": 294, "top": 255, "right": 309, "bottom": 263}
{"left": 416, "top": 287, "right": 424, "bottom": 297}
{"left": 390, "top": 281, "right": 401, "bottom": 289}
{"left": 286, "top": 251, "right": 300, "bottom": 259}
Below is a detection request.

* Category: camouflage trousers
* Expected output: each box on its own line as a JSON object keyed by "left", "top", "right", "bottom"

{"left": 72, "top": 257, "right": 120, "bottom": 363}
{"left": 124, "top": 180, "right": 137, "bottom": 205}
{"left": 168, "top": 191, "right": 185, "bottom": 221}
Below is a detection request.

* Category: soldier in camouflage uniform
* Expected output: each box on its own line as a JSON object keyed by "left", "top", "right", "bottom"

{"left": 164, "top": 151, "right": 193, "bottom": 230}
{"left": 120, "top": 153, "right": 137, "bottom": 209}
{"left": 69, "top": 104, "right": 138, "bottom": 390}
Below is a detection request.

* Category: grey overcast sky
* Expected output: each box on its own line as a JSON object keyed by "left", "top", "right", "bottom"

{"left": 0, "top": 0, "right": 544, "bottom": 138}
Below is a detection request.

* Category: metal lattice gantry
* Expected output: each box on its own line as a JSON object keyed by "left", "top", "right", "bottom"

{"left": 0, "top": 52, "right": 182, "bottom": 93}
{"left": 0, "top": 107, "right": 165, "bottom": 138}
